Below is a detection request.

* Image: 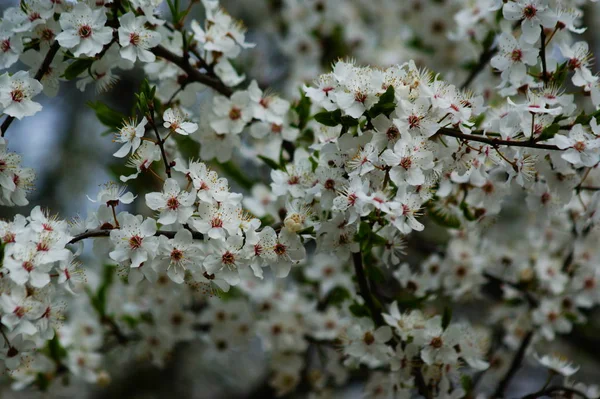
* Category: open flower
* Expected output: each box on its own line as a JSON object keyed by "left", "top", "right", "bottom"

{"left": 113, "top": 117, "right": 148, "bottom": 158}
{"left": 145, "top": 178, "right": 196, "bottom": 225}
{"left": 534, "top": 353, "right": 580, "bottom": 376}
{"left": 162, "top": 108, "right": 198, "bottom": 135}
{"left": 109, "top": 213, "right": 158, "bottom": 268}
{"left": 118, "top": 13, "right": 161, "bottom": 63}
{"left": 56, "top": 3, "right": 113, "bottom": 57}
{"left": 0, "top": 71, "right": 43, "bottom": 120}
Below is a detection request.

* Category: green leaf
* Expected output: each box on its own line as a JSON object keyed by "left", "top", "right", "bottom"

{"left": 326, "top": 286, "right": 351, "bottom": 306}
{"left": 368, "top": 86, "right": 396, "bottom": 118}
{"left": 47, "top": 334, "right": 67, "bottom": 361}
{"left": 341, "top": 115, "right": 359, "bottom": 127}
{"left": 441, "top": 306, "right": 452, "bottom": 330}
{"left": 349, "top": 301, "right": 371, "bottom": 318}
{"left": 574, "top": 111, "right": 592, "bottom": 126}
{"left": 365, "top": 265, "right": 385, "bottom": 284}
{"left": 297, "top": 226, "right": 315, "bottom": 235}
{"left": 87, "top": 101, "right": 126, "bottom": 130}
{"left": 314, "top": 109, "right": 342, "bottom": 127}
{"left": 293, "top": 91, "right": 312, "bottom": 130}
{"left": 538, "top": 123, "right": 560, "bottom": 141}
{"left": 258, "top": 155, "right": 281, "bottom": 170}
{"left": 460, "top": 375, "right": 473, "bottom": 393}
{"left": 459, "top": 201, "right": 478, "bottom": 222}
{"left": 427, "top": 201, "right": 461, "bottom": 229}
{"left": 551, "top": 61, "right": 569, "bottom": 86}
{"left": 371, "top": 233, "right": 387, "bottom": 247}
{"left": 63, "top": 58, "right": 94, "bottom": 80}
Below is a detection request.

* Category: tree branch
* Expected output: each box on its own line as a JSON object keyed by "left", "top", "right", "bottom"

{"left": 522, "top": 385, "right": 590, "bottom": 399}
{"left": 68, "top": 228, "right": 204, "bottom": 245}
{"left": 150, "top": 45, "right": 233, "bottom": 98}
{"left": 539, "top": 26, "right": 549, "bottom": 86}
{"left": 492, "top": 330, "right": 534, "bottom": 398}
{"left": 461, "top": 43, "right": 498, "bottom": 90}
{"left": 352, "top": 252, "right": 384, "bottom": 326}
{"left": 438, "top": 128, "right": 561, "bottom": 151}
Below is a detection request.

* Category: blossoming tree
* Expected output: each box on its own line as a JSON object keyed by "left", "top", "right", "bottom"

{"left": 1, "top": 0, "right": 600, "bottom": 397}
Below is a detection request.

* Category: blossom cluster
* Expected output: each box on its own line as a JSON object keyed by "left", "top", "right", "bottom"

{"left": 2, "top": 0, "right": 600, "bottom": 397}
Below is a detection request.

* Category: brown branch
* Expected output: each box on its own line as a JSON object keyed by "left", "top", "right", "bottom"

{"left": 68, "top": 228, "right": 204, "bottom": 245}
{"left": 522, "top": 386, "right": 589, "bottom": 399}
{"left": 483, "top": 272, "right": 539, "bottom": 307}
{"left": 492, "top": 330, "right": 534, "bottom": 398}
{"left": 148, "top": 109, "right": 172, "bottom": 178}
{"left": 352, "top": 252, "right": 384, "bottom": 326}
{"left": 150, "top": 45, "right": 233, "bottom": 97}
{"left": 539, "top": 26, "right": 549, "bottom": 86}
{"left": 438, "top": 127, "right": 561, "bottom": 151}
{"left": 461, "top": 44, "right": 498, "bottom": 90}
{"left": 1, "top": 41, "right": 61, "bottom": 137}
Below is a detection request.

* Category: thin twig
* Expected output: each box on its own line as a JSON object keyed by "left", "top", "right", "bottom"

{"left": 148, "top": 109, "right": 172, "bottom": 178}
{"left": 352, "top": 252, "right": 384, "bottom": 326}
{"left": 540, "top": 26, "right": 549, "bottom": 86}
{"left": 68, "top": 228, "right": 204, "bottom": 245}
{"left": 438, "top": 128, "right": 561, "bottom": 151}
{"left": 521, "top": 385, "right": 590, "bottom": 399}
{"left": 492, "top": 330, "right": 534, "bottom": 398}
{"left": 461, "top": 43, "right": 498, "bottom": 89}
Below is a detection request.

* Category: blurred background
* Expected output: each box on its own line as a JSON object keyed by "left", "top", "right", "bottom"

{"left": 2, "top": 0, "right": 600, "bottom": 398}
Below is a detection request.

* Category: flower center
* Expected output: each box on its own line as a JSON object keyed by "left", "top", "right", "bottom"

{"left": 400, "top": 156, "right": 412, "bottom": 170}
{"left": 408, "top": 114, "right": 421, "bottom": 129}
{"left": 129, "top": 32, "right": 140, "bottom": 46}
{"left": 568, "top": 58, "right": 582, "bottom": 70}
{"left": 523, "top": 5, "right": 537, "bottom": 19}
{"left": 511, "top": 49, "right": 523, "bottom": 62}
{"left": 386, "top": 126, "right": 399, "bottom": 141}
{"left": 129, "top": 235, "right": 143, "bottom": 249}
{"left": 271, "top": 123, "right": 282, "bottom": 134}
{"left": 229, "top": 107, "right": 242, "bottom": 120}
{"left": 430, "top": 337, "right": 443, "bottom": 348}
{"left": 1, "top": 39, "right": 10, "bottom": 53}
{"left": 78, "top": 25, "right": 93, "bottom": 39}
{"left": 11, "top": 89, "right": 24, "bottom": 103}
{"left": 171, "top": 248, "right": 184, "bottom": 262}
{"left": 274, "top": 243, "right": 287, "bottom": 256}
{"left": 22, "top": 261, "right": 34, "bottom": 272}
{"left": 573, "top": 141, "right": 586, "bottom": 152}
{"left": 363, "top": 331, "right": 375, "bottom": 345}
{"left": 167, "top": 197, "right": 180, "bottom": 210}
{"left": 222, "top": 251, "right": 235, "bottom": 265}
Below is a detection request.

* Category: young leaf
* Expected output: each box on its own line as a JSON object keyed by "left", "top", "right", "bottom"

{"left": 63, "top": 58, "right": 94, "bottom": 80}
{"left": 314, "top": 109, "right": 342, "bottom": 127}
{"left": 87, "top": 102, "right": 126, "bottom": 130}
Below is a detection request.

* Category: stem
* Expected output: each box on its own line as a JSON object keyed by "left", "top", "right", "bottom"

{"left": 148, "top": 110, "right": 172, "bottom": 178}
{"left": 1, "top": 41, "right": 61, "bottom": 137}
{"left": 0, "top": 326, "right": 12, "bottom": 349}
{"left": 492, "top": 330, "right": 534, "bottom": 398}
{"left": 151, "top": 45, "right": 233, "bottom": 97}
{"left": 522, "top": 386, "right": 590, "bottom": 399}
{"left": 68, "top": 228, "right": 204, "bottom": 245}
{"left": 540, "top": 26, "right": 549, "bottom": 86}
{"left": 437, "top": 128, "right": 561, "bottom": 151}
{"left": 461, "top": 41, "right": 498, "bottom": 89}
{"left": 483, "top": 272, "right": 538, "bottom": 307}
{"left": 352, "top": 252, "right": 384, "bottom": 326}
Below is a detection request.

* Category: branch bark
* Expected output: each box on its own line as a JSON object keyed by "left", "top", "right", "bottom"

{"left": 492, "top": 330, "right": 534, "bottom": 398}
{"left": 68, "top": 228, "right": 204, "bottom": 245}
